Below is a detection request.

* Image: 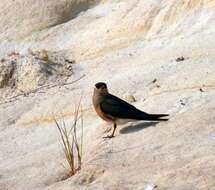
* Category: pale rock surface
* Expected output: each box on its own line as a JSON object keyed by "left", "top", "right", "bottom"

{"left": 0, "top": 0, "right": 215, "bottom": 190}
{"left": 0, "top": 0, "right": 98, "bottom": 40}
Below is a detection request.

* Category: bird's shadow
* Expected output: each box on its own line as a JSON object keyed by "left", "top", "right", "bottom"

{"left": 120, "top": 121, "right": 159, "bottom": 134}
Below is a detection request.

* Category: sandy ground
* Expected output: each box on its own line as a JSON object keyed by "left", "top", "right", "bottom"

{"left": 0, "top": 0, "right": 215, "bottom": 190}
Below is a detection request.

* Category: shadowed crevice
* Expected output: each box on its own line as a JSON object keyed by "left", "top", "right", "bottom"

{"left": 49, "top": 0, "right": 100, "bottom": 28}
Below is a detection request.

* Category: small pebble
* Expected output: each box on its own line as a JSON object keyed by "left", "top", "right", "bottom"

{"left": 199, "top": 88, "right": 204, "bottom": 92}
{"left": 152, "top": 79, "right": 157, "bottom": 83}
{"left": 144, "top": 184, "right": 157, "bottom": 190}
{"left": 180, "top": 99, "right": 185, "bottom": 106}
{"left": 176, "top": 56, "right": 185, "bottom": 62}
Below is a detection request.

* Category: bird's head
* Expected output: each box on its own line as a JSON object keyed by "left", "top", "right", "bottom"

{"left": 94, "top": 82, "right": 108, "bottom": 95}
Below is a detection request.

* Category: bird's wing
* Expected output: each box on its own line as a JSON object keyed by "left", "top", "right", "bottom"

{"left": 100, "top": 94, "right": 147, "bottom": 119}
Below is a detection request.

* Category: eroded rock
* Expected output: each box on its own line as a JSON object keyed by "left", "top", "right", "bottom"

{"left": 0, "top": 50, "right": 75, "bottom": 92}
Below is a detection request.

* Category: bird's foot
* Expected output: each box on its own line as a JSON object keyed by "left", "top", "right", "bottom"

{"left": 103, "top": 134, "right": 115, "bottom": 139}
{"left": 103, "top": 124, "right": 116, "bottom": 138}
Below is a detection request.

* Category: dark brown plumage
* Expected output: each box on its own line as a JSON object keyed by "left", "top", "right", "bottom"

{"left": 93, "top": 82, "right": 169, "bottom": 138}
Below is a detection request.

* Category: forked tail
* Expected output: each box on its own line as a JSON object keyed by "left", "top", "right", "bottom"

{"left": 144, "top": 113, "right": 169, "bottom": 121}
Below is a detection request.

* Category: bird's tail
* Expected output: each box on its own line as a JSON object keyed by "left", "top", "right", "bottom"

{"left": 143, "top": 113, "right": 169, "bottom": 121}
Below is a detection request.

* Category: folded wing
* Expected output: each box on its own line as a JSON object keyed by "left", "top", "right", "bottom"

{"left": 100, "top": 94, "right": 149, "bottom": 120}
{"left": 100, "top": 94, "right": 169, "bottom": 121}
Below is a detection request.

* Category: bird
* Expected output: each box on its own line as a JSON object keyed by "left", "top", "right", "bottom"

{"left": 93, "top": 82, "right": 169, "bottom": 138}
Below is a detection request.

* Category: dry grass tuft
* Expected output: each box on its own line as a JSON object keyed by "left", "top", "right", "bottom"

{"left": 55, "top": 99, "right": 83, "bottom": 177}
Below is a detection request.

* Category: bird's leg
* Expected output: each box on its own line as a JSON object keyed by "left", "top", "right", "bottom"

{"left": 110, "top": 123, "right": 117, "bottom": 137}
{"left": 103, "top": 123, "right": 117, "bottom": 138}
